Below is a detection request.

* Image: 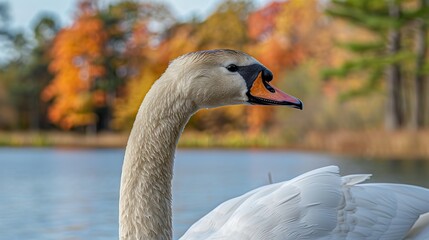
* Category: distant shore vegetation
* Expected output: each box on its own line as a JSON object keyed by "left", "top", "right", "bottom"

{"left": 1, "top": 0, "right": 429, "bottom": 159}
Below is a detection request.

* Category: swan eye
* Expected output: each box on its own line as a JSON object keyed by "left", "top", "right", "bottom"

{"left": 226, "top": 64, "right": 239, "bottom": 72}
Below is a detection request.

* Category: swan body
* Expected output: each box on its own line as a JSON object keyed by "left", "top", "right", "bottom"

{"left": 181, "top": 166, "right": 429, "bottom": 240}
{"left": 119, "top": 49, "right": 429, "bottom": 240}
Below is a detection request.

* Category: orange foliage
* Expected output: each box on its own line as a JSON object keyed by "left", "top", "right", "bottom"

{"left": 247, "top": 1, "right": 284, "bottom": 41}
{"left": 43, "top": 1, "right": 106, "bottom": 129}
{"left": 157, "top": 25, "right": 199, "bottom": 64}
{"left": 41, "top": 0, "right": 344, "bottom": 133}
{"left": 247, "top": 0, "right": 324, "bottom": 74}
{"left": 246, "top": 1, "right": 288, "bottom": 135}
{"left": 245, "top": 0, "right": 330, "bottom": 135}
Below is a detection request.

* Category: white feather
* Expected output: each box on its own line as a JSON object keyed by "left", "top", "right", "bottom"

{"left": 181, "top": 166, "right": 429, "bottom": 240}
{"left": 406, "top": 213, "right": 429, "bottom": 239}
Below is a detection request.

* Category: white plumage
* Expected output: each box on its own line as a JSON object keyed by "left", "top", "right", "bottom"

{"left": 181, "top": 166, "right": 429, "bottom": 239}
{"left": 118, "top": 49, "right": 429, "bottom": 239}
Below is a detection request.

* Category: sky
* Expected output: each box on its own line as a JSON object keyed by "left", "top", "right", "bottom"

{"left": 4, "top": 0, "right": 271, "bottom": 32}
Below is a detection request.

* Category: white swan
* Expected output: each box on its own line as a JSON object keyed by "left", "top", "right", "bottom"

{"left": 119, "top": 49, "right": 429, "bottom": 239}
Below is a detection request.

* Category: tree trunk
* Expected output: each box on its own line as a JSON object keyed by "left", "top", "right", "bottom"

{"left": 30, "top": 93, "right": 40, "bottom": 130}
{"left": 385, "top": 1, "right": 404, "bottom": 131}
{"left": 411, "top": 0, "right": 428, "bottom": 130}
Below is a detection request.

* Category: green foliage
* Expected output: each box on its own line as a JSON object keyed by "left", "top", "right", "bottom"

{"left": 0, "top": 15, "right": 59, "bottom": 129}
{"left": 325, "top": 0, "right": 429, "bottom": 130}
{"left": 97, "top": 1, "right": 174, "bottom": 91}
{"left": 34, "top": 16, "right": 59, "bottom": 42}
{"left": 324, "top": 0, "right": 414, "bottom": 101}
{"left": 326, "top": 0, "right": 403, "bottom": 32}
{"left": 336, "top": 41, "right": 384, "bottom": 53}
{"left": 323, "top": 51, "right": 414, "bottom": 79}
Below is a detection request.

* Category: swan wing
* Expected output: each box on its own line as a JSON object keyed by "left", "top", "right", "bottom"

{"left": 331, "top": 183, "right": 429, "bottom": 239}
{"left": 406, "top": 213, "right": 429, "bottom": 239}
{"left": 180, "top": 166, "right": 429, "bottom": 240}
{"left": 180, "top": 166, "right": 342, "bottom": 239}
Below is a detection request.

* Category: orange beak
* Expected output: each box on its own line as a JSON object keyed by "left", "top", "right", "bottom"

{"left": 247, "top": 73, "right": 303, "bottom": 109}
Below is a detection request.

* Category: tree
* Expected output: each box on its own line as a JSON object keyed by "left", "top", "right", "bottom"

{"left": 26, "top": 15, "right": 60, "bottom": 129}
{"left": 0, "top": 3, "right": 23, "bottom": 128}
{"left": 246, "top": 1, "right": 287, "bottom": 136}
{"left": 43, "top": 0, "right": 107, "bottom": 130}
{"left": 386, "top": 0, "right": 404, "bottom": 130}
{"left": 183, "top": 0, "right": 253, "bottom": 133}
{"left": 411, "top": 0, "right": 429, "bottom": 129}
{"left": 197, "top": 0, "right": 252, "bottom": 50}
{"left": 113, "top": 23, "right": 198, "bottom": 129}
{"left": 0, "top": 12, "right": 60, "bottom": 129}
{"left": 44, "top": 0, "right": 175, "bottom": 131}
{"left": 98, "top": 1, "right": 175, "bottom": 130}
{"left": 246, "top": 0, "right": 331, "bottom": 135}
{"left": 324, "top": 0, "right": 412, "bottom": 131}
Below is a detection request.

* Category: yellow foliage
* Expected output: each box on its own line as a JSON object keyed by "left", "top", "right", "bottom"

{"left": 113, "top": 67, "right": 159, "bottom": 129}
{"left": 196, "top": 0, "right": 250, "bottom": 50}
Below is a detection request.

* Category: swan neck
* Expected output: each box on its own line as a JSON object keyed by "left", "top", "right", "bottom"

{"left": 119, "top": 80, "right": 196, "bottom": 240}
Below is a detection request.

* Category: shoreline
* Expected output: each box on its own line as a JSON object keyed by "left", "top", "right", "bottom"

{"left": 1, "top": 130, "right": 428, "bottom": 160}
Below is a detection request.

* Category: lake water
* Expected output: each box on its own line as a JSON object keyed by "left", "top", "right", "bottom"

{"left": 1, "top": 148, "right": 429, "bottom": 239}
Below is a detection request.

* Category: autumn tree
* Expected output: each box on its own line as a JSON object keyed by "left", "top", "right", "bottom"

{"left": 44, "top": 0, "right": 174, "bottom": 131}
{"left": 113, "top": 23, "right": 198, "bottom": 129}
{"left": 248, "top": 0, "right": 329, "bottom": 83}
{"left": 177, "top": 0, "right": 253, "bottom": 133}
{"left": 107, "top": 2, "right": 179, "bottom": 129}
{"left": 197, "top": 0, "right": 252, "bottom": 50}
{"left": 246, "top": 0, "right": 330, "bottom": 135}
{"left": 246, "top": 2, "right": 286, "bottom": 136}
{"left": 98, "top": 1, "right": 175, "bottom": 129}
{"left": 43, "top": 0, "right": 107, "bottom": 130}
{"left": 115, "top": 0, "right": 254, "bottom": 132}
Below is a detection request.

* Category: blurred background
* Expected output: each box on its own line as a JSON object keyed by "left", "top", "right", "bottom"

{"left": 1, "top": 0, "right": 429, "bottom": 239}
{"left": 0, "top": 0, "right": 429, "bottom": 158}
{"left": 0, "top": 0, "right": 428, "bottom": 158}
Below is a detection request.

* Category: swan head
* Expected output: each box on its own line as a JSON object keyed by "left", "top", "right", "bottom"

{"left": 166, "top": 49, "right": 303, "bottom": 110}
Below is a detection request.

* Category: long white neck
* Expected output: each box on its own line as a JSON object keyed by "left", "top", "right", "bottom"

{"left": 119, "top": 75, "right": 197, "bottom": 240}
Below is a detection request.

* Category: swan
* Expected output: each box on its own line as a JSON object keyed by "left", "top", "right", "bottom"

{"left": 119, "top": 49, "right": 429, "bottom": 239}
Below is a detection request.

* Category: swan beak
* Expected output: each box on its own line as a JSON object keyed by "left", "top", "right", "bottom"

{"left": 247, "top": 73, "right": 303, "bottom": 110}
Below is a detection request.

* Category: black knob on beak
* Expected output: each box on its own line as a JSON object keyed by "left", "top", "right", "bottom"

{"left": 262, "top": 69, "right": 273, "bottom": 82}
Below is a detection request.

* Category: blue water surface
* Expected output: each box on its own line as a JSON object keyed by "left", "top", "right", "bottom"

{"left": 0, "top": 148, "right": 428, "bottom": 240}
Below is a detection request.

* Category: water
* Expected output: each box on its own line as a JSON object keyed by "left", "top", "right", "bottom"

{"left": 1, "top": 148, "right": 428, "bottom": 239}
